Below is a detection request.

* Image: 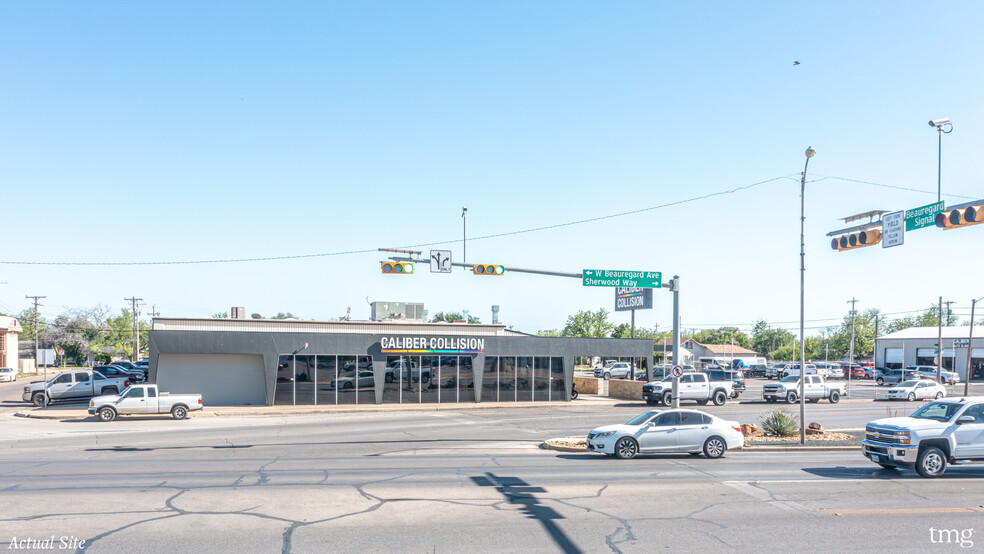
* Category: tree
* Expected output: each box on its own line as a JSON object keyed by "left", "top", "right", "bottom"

{"left": 271, "top": 312, "right": 298, "bottom": 320}
{"left": 610, "top": 324, "right": 665, "bottom": 340}
{"left": 750, "top": 320, "right": 796, "bottom": 359}
{"left": 46, "top": 306, "right": 111, "bottom": 364}
{"left": 17, "top": 306, "right": 48, "bottom": 342}
{"left": 689, "top": 327, "right": 750, "bottom": 349}
{"left": 431, "top": 311, "right": 481, "bottom": 324}
{"left": 829, "top": 308, "right": 881, "bottom": 359}
{"left": 537, "top": 329, "right": 561, "bottom": 337}
{"left": 882, "top": 303, "right": 960, "bottom": 335}
{"left": 561, "top": 309, "right": 613, "bottom": 338}
{"left": 212, "top": 312, "right": 229, "bottom": 318}
{"left": 105, "top": 309, "right": 151, "bottom": 360}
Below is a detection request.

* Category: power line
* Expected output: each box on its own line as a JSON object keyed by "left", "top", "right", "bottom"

{"left": 812, "top": 174, "right": 978, "bottom": 200}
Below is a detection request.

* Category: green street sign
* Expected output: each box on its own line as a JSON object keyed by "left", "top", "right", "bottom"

{"left": 905, "top": 200, "right": 944, "bottom": 231}
{"left": 583, "top": 269, "right": 661, "bottom": 288}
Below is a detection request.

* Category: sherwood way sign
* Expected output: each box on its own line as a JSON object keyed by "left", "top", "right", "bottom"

{"left": 583, "top": 269, "right": 661, "bottom": 288}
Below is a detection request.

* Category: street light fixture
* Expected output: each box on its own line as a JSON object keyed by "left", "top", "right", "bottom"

{"left": 928, "top": 118, "right": 953, "bottom": 202}
{"left": 799, "top": 146, "right": 816, "bottom": 445}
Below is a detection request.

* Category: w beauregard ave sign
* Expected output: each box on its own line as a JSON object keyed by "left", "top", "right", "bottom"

{"left": 582, "top": 269, "right": 661, "bottom": 288}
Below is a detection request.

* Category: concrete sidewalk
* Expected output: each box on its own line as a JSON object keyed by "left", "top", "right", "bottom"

{"left": 13, "top": 395, "right": 617, "bottom": 420}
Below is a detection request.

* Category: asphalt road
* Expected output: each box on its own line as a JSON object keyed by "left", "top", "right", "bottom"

{"left": 3, "top": 378, "right": 984, "bottom": 553}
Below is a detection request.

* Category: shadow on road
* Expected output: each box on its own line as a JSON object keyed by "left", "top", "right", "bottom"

{"left": 802, "top": 466, "right": 984, "bottom": 479}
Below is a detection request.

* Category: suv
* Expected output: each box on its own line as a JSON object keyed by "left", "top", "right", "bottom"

{"left": 595, "top": 363, "right": 632, "bottom": 380}
{"left": 907, "top": 365, "right": 960, "bottom": 385}
{"left": 780, "top": 364, "right": 818, "bottom": 379}
{"left": 863, "top": 397, "right": 984, "bottom": 477}
{"left": 875, "top": 368, "right": 920, "bottom": 386}
{"left": 763, "top": 375, "right": 846, "bottom": 403}
{"left": 707, "top": 369, "right": 745, "bottom": 398}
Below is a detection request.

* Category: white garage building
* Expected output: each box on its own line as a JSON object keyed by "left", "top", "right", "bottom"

{"left": 874, "top": 326, "right": 984, "bottom": 380}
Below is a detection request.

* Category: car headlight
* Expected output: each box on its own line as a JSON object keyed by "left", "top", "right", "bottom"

{"left": 594, "top": 431, "right": 616, "bottom": 438}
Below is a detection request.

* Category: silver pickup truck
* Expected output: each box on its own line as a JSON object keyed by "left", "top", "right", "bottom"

{"left": 23, "top": 370, "right": 131, "bottom": 407}
{"left": 88, "top": 384, "right": 203, "bottom": 421}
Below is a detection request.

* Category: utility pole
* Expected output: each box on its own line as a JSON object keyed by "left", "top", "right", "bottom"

{"left": 944, "top": 300, "right": 956, "bottom": 326}
{"left": 848, "top": 298, "right": 858, "bottom": 395}
{"left": 965, "top": 297, "right": 980, "bottom": 397}
{"left": 124, "top": 297, "right": 143, "bottom": 361}
{"left": 937, "top": 296, "right": 943, "bottom": 383}
{"left": 25, "top": 295, "right": 46, "bottom": 406}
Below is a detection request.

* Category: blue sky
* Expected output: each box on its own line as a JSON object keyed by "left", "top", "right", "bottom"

{"left": 1, "top": 1, "right": 982, "bottom": 335}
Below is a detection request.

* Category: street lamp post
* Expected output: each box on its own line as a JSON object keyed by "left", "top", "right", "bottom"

{"left": 965, "top": 296, "right": 983, "bottom": 397}
{"left": 799, "top": 146, "right": 816, "bottom": 445}
{"left": 929, "top": 118, "right": 953, "bottom": 202}
{"left": 461, "top": 207, "right": 468, "bottom": 264}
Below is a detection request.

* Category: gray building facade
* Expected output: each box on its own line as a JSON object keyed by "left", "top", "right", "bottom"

{"left": 874, "top": 326, "right": 984, "bottom": 380}
{"left": 148, "top": 318, "right": 653, "bottom": 406}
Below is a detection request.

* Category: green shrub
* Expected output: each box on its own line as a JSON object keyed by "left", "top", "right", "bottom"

{"left": 760, "top": 408, "right": 798, "bottom": 437}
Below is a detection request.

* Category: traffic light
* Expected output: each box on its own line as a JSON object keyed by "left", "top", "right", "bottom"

{"left": 381, "top": 262, "right": 414, "bottom": 274}
{"left": 830, "top": 228, "right": 881, "bottom": 252}
{"left": 935, "top": 203, "right": 984, "bottom": 230}
{"left": 472, "top": 264, "right": 505, "bottom": 275}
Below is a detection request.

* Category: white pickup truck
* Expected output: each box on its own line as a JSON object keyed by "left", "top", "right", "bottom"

{"left": 762, "top": 375, "right": 845, "bottom": 403}
{"left": 87, "top": 384, "right": 203, "bottom": 421}
{"left": 862, "top": 397, "right": 984, "bottom": 477}
{"left": 642, "top": 373, "right": 734, "bottom": 406}
{"left": 22, "top": 370, "right": 131, "bottom": 407}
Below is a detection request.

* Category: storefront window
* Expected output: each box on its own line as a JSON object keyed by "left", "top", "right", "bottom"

{"left": 337, "top": 356, "right": 358, "bottom": 404}
{"left": 317, "top": 355, "right": 337, "bottom": 405}
{"left": 421, "top": 356, "right": 438, "bottom": 403}
{"left": 550, "top": 357, "right": 565, "bottom": 401}
{"left": 501, "top": 356, "right": 516, "bottom": 401}
{"left": 383, "top": 356, "right": 403, "bottom": 403}
{"left": 459, "top": 357, "right": 474, "bottom": 402}
{"left": 274, "top": 355, "right": 293, "bottom": 405}
{"left": 295, "top": 355, "right": 315, "bottom": 405}
{"left": 534, "top": 357, "right": 549, "bottom": 401}
{"left": 358, "top": 356, "right": 375, "bottom": 404}
{"left": 438, "top": 356, "right": 458, "bottom": 403}
{"left": 482, "top": 357, "right": 498, "bottom": 402}
{"left": 516, "top": 357, "right": 533, "bottom": 402}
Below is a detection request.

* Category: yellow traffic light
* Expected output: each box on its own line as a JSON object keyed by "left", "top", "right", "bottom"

{"left": 830, "top": 229, "right": 881, "bottom": 252}
{"left": 472, "top": 264, "right": 505, "bottom": 275}
{"left": 381, "top": 262, "right": 414, "bottom": 274}
{"left": 936, "top": 204, "right": 983, "bottom": 230}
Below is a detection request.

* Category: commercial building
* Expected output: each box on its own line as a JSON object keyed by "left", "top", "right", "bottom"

{"left": 0, "top": 316, "right": 22, "bottom": 370}
{"left": 874, "top": 327, "right": 984, "bottom": 380}
{"left": 148, "top": 318, "right": 652, "bottom": 406}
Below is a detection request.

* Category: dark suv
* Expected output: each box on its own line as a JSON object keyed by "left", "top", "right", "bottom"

{"left": 708, "top": 369, "right": 745, "bottom": 398}
{"left": 94, "top": 365, "right": 143, "bottom": 382}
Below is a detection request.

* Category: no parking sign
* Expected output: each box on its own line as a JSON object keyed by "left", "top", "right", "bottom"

{"left": 671, "top": 365, "right": 683, "bottom": 378}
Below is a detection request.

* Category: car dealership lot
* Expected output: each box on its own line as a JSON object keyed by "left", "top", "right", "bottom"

{"left": 3, "top": 390, "right": 984, "bottom": 552}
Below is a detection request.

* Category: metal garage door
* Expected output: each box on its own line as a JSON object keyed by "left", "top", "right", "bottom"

{"left": 156, "top": 354, "right": 266, "bottom": 406}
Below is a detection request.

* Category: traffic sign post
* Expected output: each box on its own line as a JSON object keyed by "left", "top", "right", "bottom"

{"left": 582, "top": 269, "right": 661, "bottom": 288}
{"left": 905, "top": 201, "right": 945, "bottom": 231}
{"left": 882, "top": 210, "right": 904, "bottom": 248}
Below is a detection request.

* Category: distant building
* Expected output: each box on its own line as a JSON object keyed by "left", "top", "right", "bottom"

{"left": 875, "top": 327, "right": 984, "bottom": 380}
{"left": 0, "top": 316, "right": 22, "bottom": 370}
{"left": 681, "top": 338, "right": 759, "bottom": 365}
{"left": 371, "top": 301, "right": 425, "bottom": 321}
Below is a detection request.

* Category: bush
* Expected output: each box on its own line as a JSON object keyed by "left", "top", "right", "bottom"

{"left": 760, "top": 408, "right": 798, "bottom": 437}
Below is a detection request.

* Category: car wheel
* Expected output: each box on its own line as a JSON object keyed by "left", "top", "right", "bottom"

{"left": 99, "top": 407, "right": 116, "bottom": 422}
{"left": 907, "top": 392, "right": 916, "bottom": 402}
{"left": 936, "top": 391, "right": 944, "bottom": 399}
{"left": 343, "top": 382, "right": 354, "bottom": 390}
{"left": 604, "top": 372, "right": 611, "bottom": 380}
{"left": 730, "top": 392, "right": 739, "bottom": 399}
{"left": 613, "top": 437, "right": 638, "bottom": 460}
{"left": 385, "top": 374, "right": 394, "bottom": 383}
{"left": 703, "top": 436, "right": 726, "bottom": 459}
{"left": 171, "top": 405, "right": 188, "bottom": 420}
{"left": 661, "top": 392, "right": 672, "bottom": 405}
{"left": 32, "top": 392, "right": 47, "bottom": 407}
{"left": 876, "top": 378, "right": 884, "bottom": 386}
{"left": 829, "top": 390, "right": 840, "bottom": 403}
{"left": 916, "top": 446, "right": 947, "bottom": 478}
{"left": 712, "top": 391, "right": 727, "bottom": 406}
{"left": 786, "top": 392, "right": 797, "bottom": 404}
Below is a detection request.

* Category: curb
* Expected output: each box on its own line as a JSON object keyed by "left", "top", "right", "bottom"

{"left": 541, "top": 442, "right": 587, "bottom": 453}
{"left": 740, "top": 445, "right": 860, "bottom": 452}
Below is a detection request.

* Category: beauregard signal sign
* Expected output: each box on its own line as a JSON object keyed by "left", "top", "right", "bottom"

{"left": 582, "top": 269, "right": 661, "bottom": 289}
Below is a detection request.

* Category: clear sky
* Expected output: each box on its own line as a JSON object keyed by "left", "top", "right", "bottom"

{"left": 1, "top": 1, "right": 982, "bottom": 336}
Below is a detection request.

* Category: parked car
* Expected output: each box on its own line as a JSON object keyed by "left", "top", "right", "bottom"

{"left": 875, "top": 369, "right": 920, "bottom": 386}
{"left": 707, "top": 369, "right": 745, "bottom": 398}
{"left": 642, "top": 373, "right": 733, "bottom": 406}
{"left": 764, "top": 364, "right": 786, "bottom": 379}
{"left": 820, "top": 364, "right": 844, "bottom": 380}
{"left": 585, "top": 409, "right": 744, "bottom": 459}
{"left": 762, "top": 375, "right": 845, "bottom": 404}
{"left": 88, "top": 384, "right": 202, "bottom": 421}
{"left": 22, "top": 370, "right": 130, "bottom": 407}
{"left": 95, "top": 364, "right": 144, "bottom": 383}
{"left": 885, "top": 380, "right": 946, "bottom": 401}
{"left": 744, "top": 364, "right": 768, "bottom": 378}
{"left": 595, "top": 362, "right": 632, "bottom": 380}
{"left": 110, "top": 362, "right": 146, "bottom": 381}
{"left": 862, "top": 397, "right": 984, "bottom": 477}
{"left": 844, "top": 363, "right": 868, "bottom": 379}
{"left": 907, "top": 365, "right": 960, "bottom": 385}
{"left": 331, "top": 370, "right": 375, "bottom": 390}
{"left": 0, "top": 367, "right": 16, "bottom": 382}
{"left": 780, "top": 363, "right": 818, "bottom": 379}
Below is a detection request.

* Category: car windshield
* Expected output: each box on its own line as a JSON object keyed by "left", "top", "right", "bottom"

{"left": 118, "top": 386, "right": 130, "bottom": 397}
{"left": 626, "top": 411, "right": 659, "bottom": 426}
{"left": 898, "top": 380, "right": 919, "bottom": 387}
{"left": 779, "top": 376, "right": 798, "bottom": 383}
{"left": 911, "top": 402, "right": 963, "bottom": 422}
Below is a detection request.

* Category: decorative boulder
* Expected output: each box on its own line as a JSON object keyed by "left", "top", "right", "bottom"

{"left": 740, "top": 423, "right": 763, "bottom": 437}
{"left": 806, "top": 422, "right": 824, "bottom": 435}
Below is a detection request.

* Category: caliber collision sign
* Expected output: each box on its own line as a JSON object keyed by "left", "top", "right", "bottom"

{"left": 615, "top": 287, "right": 653, "bottom": 312}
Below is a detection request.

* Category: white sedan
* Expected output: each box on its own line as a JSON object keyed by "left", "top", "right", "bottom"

{"left": 0, "top": 367, "right": 16, "bottom": 382}
{"left": 885, "top": 380, "right": 947, "bottom": 401}
{"left": 586, "top": 409, "right": 744, "bottom": 459}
